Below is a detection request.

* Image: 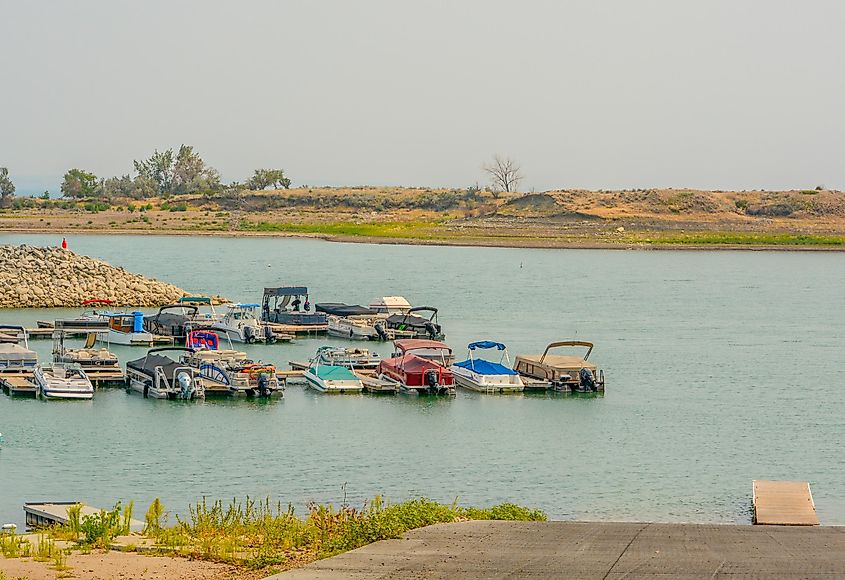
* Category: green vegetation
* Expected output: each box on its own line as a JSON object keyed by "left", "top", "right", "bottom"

{"left": 0, "top": 167, "right": 15, "bottom": 207}
{"left": 247, "top": 168, "right": 291, "bottom": 191}
{"left": 239, "top": 219, "right": 444, "bottom": 239}
{"left": 639, "top": 232, "right": 845, "bottom": 246}
{"left": 60, "top": 168, "right": 99, "bottom": 198}
{"left": 44, "top": 496, "right": 544, "bottom": 571}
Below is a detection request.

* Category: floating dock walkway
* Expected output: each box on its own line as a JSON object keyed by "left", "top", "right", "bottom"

{"left": 753, "top": 480, "right": 819, "bottom": 526}
{"left": 24, "top": 502, "right": 144, "bottom": 532}
{"left": 0, "top": 371, "right": 37, "bottom": 397}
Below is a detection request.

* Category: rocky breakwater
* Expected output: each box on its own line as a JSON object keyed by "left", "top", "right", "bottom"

{"left": 0, "top": 244, "right": 190, "bottom": 308}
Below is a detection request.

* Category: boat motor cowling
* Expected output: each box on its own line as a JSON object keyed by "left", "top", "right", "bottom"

{"left": 579, "top": 367, "right": 597, "bottom": 392}
{"left": 177, "top": 371, "right": 194, "bottom": 399}
{"left": 263, "top": 325, "right": 276, "bottom": 344}
{"left": 257, "top": 373, "right": 270, "bottom": 397}
{"left": 374, "top": 322, "right": 388, "bottom": 341}
{"left": 244, "top": 326, "right": 256, "bottom": 343}
{"left": 424, "top": 322, "right": 439, "bottom": 339}
{"left": 425, "top": 369, "right": 440, "bottom": 393}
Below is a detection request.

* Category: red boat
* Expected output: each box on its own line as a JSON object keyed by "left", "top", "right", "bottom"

{"left": 378, "top": 339, "right": 455, "bottom": 396}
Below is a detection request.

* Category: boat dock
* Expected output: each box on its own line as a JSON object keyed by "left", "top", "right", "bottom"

{"left": 0, "top": 371, "right": 37, "bottom": 397}
{"left": 356, "top": 372, "right": 399, "bottom": 394}
{"left": 83, "top": 367, "right": 126, "bottom": 386}
{"left": 267, "top": 322, "right": 327, "bottom": 337}
{"left": 24, "top": 502, "right": 144, "bottom": 532}
{"left": 752, "top": 480, "right": 819, "bottom": 526}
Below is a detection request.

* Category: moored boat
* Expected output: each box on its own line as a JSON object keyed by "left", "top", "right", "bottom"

{"left": 384, "top": 307, "right": 444, "bottom": 340}
{"left": 34, "top": 363, "right": 94, "bottom": 400}
{"left": 208, "top": 304, "right": 276, "bottom": 343}
{"left": 317, "top": 303, "right": 392, "bottom": 341}
{"left": 52, "top": 322, "right": 124, "bottom": 385}
{"left": 182, "top": 331, "right": 282, "bottom": 397}
{"left": 262, "top": 287, "right": 328, "bottom": 326}
{"left": 378, "top": 339, "right": 455, "bottom": 396}
{"left": 143, "top": 304, "right": 200, "bottom": 339}
{"left": 513, "top": 341, "right": 605, "bottom": 392}
{"left": 126, "top": 347, "right": 205, "bottom": 399}
{"left": 98, "top": 312, "right": 172, "bottom": 346}
{"left": 302, "top": 359, "right": 364, "bottom": 394}
{"left": 451, "top": 341, "right": 524, "bottom": 394}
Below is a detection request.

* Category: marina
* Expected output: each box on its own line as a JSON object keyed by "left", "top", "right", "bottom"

{"left": 0, "top": 235, "right": 843, "bottom": 530}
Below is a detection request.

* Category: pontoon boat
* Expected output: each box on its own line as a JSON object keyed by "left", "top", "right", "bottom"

{"left": 451, "top": 341, "right": 524, "bottom": 394}
{"left": 182, "top": 331, "right": 282, "bottom": 397}
{"left": 384, "top": 307, "right": 444, "bottom": 340}
{"left": 126, "top": 347, "right": 205, "bottom": 399}
{"left": 262, "top": 287, "right": 328, "bottom": 326}
{"left": 378, "top": 339, "right": 455, "bottom": 396}
{"left": 513, "top": 341, "right": 605, "bottom": 392}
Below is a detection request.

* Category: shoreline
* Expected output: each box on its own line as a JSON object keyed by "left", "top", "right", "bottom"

{"left": 4, "top": 226, "right": 845, "bottom": 252}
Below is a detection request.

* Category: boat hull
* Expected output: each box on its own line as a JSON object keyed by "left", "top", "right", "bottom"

{"left": 452, "top": 372, "right": 523, "bottom": 394}
{"left": 303, "top": 371, "right": 363, "bottom": 393}
{"left": 38, "top": 389, "right": 93, "bottom": 400}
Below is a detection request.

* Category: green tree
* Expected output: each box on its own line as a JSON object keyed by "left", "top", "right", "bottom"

{"left": 134, "top": 149, "right": 174, "bottom": 194}
{"left": 0, "top": 167, "right": 14, "bottom": 207}
{"left": 61, "top": 168, "right": 99, "bottom": 198}
{"left": 247, "top": 168, "right": 291, "bottom": 190}
{"left": 171, "top": 145, "right": 221, "bottom": 194}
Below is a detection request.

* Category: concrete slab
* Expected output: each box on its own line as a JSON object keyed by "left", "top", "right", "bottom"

{"left": 271, "top": 521, "right": 845, "bottom": 579}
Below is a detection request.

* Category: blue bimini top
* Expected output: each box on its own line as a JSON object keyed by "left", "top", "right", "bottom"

{"left": 453, "top": 358, "right": 517, "bottom": 376}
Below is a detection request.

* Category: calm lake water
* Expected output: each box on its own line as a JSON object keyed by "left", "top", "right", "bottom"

{"left": 0, "top": 233, "right": 843, "bottom": 527}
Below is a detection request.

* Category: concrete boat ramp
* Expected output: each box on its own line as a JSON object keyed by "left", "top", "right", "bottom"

{"left": 274, "top": 520, "right": 845, "bottom": 579}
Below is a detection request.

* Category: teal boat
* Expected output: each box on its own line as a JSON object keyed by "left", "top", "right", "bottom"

{"left": 303, "top": 361, "right": 364, "bottom": 393}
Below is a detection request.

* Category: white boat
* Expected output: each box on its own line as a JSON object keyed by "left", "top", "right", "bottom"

{"left": 302, "top": 359, "right": 364, "bottom": 393}
{"left": 98, "top": 312, "right": 172, "bottom": 346}
{"left": 183, "top": 331, "right": 282, "bottom": 397}
{"left": 368, "top": 296, "right": 413, "bottom": 315}
{"left": 52, "top": 321, "right": 124, "bottom": 385}
{"left": 34, "top": 363, "right": 94, "bottom": 400}
{"left": 208, "top": 304, "right": 275, "bottom": 343}
{"left": 451, "top": 341, "right": 524, "bottom": 394}
{"left": 125, "top": 347, "right": 205, "bottom": 399}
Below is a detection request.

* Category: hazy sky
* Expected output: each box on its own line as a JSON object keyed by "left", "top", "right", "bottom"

{"left": 2, "top": 0, "right": 844, "bottom": 194}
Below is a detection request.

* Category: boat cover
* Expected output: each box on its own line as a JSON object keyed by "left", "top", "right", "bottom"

{"left": 264, "top": 287, "right": 308, "bottom": 296}
{"left": 386, "top": 354, "right": 443, "bottom": 373}
{"left": 386, "top": 313, "right": 434, "bottom": 329}
{"left": 316, "top": 303, "right": 377, "bottom": 316}
{"left": 468, "top": 341, "right": 506, "bottom": 351}
{"left": 453, "top": 358, "right": 517, "bottom": 375}
{"left": 126, "top": 353, "right": 182, "bottom": 376}
{"left": 0, "top": 343, "right": 37, "bottom": 363}
{"left": 309, "top": 365, "right": 358, "bottom": 380}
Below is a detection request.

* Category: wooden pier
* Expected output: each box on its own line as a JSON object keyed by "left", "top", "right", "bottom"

{"left": 267, "top": 322, "right": 327, "bottom": 337}
{"left": 0, "top": 371, "right": 37, "bottom": 397}
{"left": 752, "top": 480, "right": 819, "bottom": 526}
{"left": 24, "top": 502, "right": 144, "bottom": 532}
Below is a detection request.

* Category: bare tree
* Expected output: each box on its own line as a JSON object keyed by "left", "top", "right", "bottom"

{"left": 483, "top": 155, "right": 523, "bottom": 194}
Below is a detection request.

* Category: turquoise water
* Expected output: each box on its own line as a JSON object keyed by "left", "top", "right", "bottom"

{"left": 0, "top": 234, "right": 843, "bottom": 527}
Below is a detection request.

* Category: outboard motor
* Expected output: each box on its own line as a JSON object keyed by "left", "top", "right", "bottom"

{"left": 263, "top": 325, "right": 276, "bottom": 344}
{"left": 257, "top": 373, "right": 271, "bottom": 397}
{"left": 424, "top": 322, "right": 439, "bottom": 339}
{"left": 579, "top": 368, "right": 597, "bottom": 392}
{"left": 244, "top": 326, "right": 256, "bottom": 343}
{"left": 374, "top": 322, "right": 388, "bottom": 341}
{"left": 177, "top": 371, "right": 194, "bottom": 399}
{"left": 425, "top": 369, "right": 440, "bottom": 394}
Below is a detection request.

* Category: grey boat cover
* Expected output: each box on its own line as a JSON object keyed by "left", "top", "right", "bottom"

{"left": 126, "top": 353, "right": 182, "bottom": 377}
{"left": 0, "top": 343, "right": 37, "bottom": 363}
{"left": 315, "top": 303, "right": 377, "bottom": 316}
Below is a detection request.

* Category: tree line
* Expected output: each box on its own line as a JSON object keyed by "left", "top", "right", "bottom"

{"left": 0, "top": 145, "right": 291, "bottom": 205}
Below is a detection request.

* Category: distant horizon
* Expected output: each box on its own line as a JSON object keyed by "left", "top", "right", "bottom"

{"left": 3, "top": 1, "right": 844, "bottom": 194}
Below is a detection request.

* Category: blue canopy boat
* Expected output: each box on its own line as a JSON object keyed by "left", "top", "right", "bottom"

{"left": 450, "top": 341, "right": 524, "bottom": 394}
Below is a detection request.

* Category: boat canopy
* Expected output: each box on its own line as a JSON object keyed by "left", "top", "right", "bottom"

{"left": 264, "top": 287, "right": 308, "bottom": 296}
{"left": 230, "top": 303, "right": 260, "bottom": 309}
{"left": 315, "top": 303, "right": 377, "bottom": 316}
{"left": 0, "top": 343, "right": 37, "bottom": 363}
{"left": 468, "top": 341, "right": 506, "bottom": 351}
{"left": 453, "top": 358, "right": 517, "bottom": 376}
{"left": 395, "top": 339, "right": 451, "bottom": 353}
